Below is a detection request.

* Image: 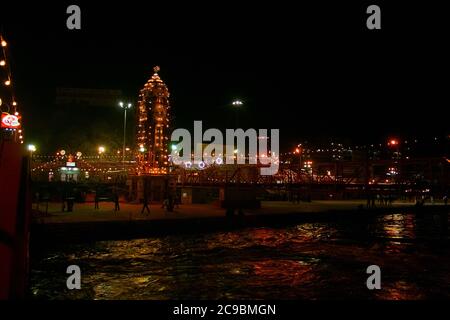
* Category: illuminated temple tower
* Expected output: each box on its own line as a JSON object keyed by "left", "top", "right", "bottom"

{"left": 136, "top": 66, "right": 171, "bottom": 174}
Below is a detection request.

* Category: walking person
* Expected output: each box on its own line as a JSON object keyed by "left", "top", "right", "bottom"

{"left": 290, "top": 190, "right": 295, "bottom": 204}
{"left": 141, "top": 192, "right": 150, "bottom": 215}
{"left": 167, "top": 193, "right": 174, "bottom": 212}
{"left": 67, "top": 198, "right": 74, "bottom": 212}
{"left": 61, "top": 187, "right": 66, "bottom": 212}
{"left": 161, "top": 191, "right": 168, "bottom": 209}
{"left": 94, "top": 191, "right": 100, "bottom": 210}
{"left": 141, "top": 179, "right": 151, "bottom": 215}
{"left": 175, "top": 192, "right": 181, "bottom": 209}
{"left": 35, "top": 192, "right": 40, "bottom": 211}
{"left": 114, "top": 192, "right": 120, "bottom": 211}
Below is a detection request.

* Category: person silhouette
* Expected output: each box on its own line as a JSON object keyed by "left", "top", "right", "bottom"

{"left": 141, "top": 180, "right": 150, "bottom": 215}
{"left": 114, "top": 192, "right": 120, "bottom": 211}
{"left": 141, "top": 192, "right": 150, "bottom": 215}
{"left": 94, "top": 191, "right": 99, "bottom": 209}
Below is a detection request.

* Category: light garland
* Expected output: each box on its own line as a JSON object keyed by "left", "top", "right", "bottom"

{"left": 0, "top": 34, "right": 23, "bottom": 144}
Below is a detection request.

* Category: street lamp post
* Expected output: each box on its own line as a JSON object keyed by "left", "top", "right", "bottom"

{"left": 388, "top": 138, "right": 400, "bottom": 184}
{"left": 27, "top": 144, "right": 36, "bottom": 171}
{"left": 119, "top": 102, "right": 132, "bottom": 171}
{"left": 27, "top": 144, "right": 36, "bottom": 158}
{"left": 232, "top": 99, "right": 243, "bottom": 128}
{"left": 295, "top": 145, "right": 302, "bottom": 173}
{"left": 294, "top": 146, "right": 303, "bottom": 186}
{"left": 98, "top": 146, "right": 105, "bottom": 159}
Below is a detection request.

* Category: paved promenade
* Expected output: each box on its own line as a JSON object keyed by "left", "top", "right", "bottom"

{"left": 33, "top": 200, "right": 437, "bottom": 224}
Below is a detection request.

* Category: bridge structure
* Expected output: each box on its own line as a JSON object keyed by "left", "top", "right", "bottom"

{"left": 30, "top": 153, "right": 449, "bottom": 192}
{"left": 170, "top": 157, "right": 449, "bottom": 200}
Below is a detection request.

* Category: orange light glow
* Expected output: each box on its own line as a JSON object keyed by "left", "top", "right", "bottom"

{"left": 388, "top": 139, "right": 399, "bottom": 146}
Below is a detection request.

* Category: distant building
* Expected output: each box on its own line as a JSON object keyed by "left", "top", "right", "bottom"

{"left": 50, "top": 87, "right": 125, "bottom": 154}
{"left": 55, "top": 88, "right": 123, "bottom": 107}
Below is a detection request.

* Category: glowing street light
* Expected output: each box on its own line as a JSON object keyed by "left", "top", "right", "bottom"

{"left": 232, "top": 99, "right": 243, "bottom": 106}
{"left": 98, "top": 146, "right": 105, "bottom": 154}
{"left": 28, "top": 144, "right": 36, "bottom": 164}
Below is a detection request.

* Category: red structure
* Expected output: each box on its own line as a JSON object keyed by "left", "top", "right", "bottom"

{"left": 0, "top": 141, "right": 31, "bottom": 299}
{"left": 0, "top": 34, "right": 30, "bottom": 300}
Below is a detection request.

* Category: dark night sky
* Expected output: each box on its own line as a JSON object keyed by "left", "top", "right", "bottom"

{"left": 1, "top": 1, "right": 449, "bottom": 152}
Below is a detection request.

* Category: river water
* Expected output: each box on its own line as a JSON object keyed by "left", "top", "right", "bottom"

{"left": 30, "top": 212, "right": 450, "bottom": 300}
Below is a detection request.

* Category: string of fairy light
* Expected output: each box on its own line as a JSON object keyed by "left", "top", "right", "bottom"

{"left": 0, "top": 34, "right": 24, "bottom": 144}
{"left": 30, "top": 154, "right": 137, "bottom": 176}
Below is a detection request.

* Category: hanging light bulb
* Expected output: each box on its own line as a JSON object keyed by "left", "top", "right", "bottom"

{"left": 5, "top": 80, "right": 11, "bottom": 86}
{"left": 1, "top": 40, "right": 7, "bottom": 47}
{"left": 0, "top": 60, "right": 6, "bottom": 66}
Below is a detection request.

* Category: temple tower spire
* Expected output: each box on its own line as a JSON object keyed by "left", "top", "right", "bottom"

{"left": 136, "top": 66, "right": 171, "bottom": 174}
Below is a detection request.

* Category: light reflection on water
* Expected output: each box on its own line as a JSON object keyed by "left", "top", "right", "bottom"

{"left": 30, "top": 212, "right": 450, "bottom": 300}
